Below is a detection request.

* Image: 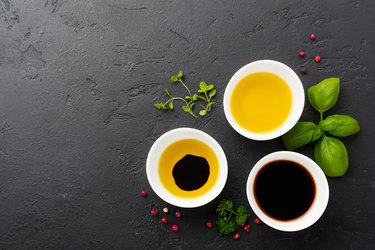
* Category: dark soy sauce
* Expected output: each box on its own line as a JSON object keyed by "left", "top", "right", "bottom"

{"left": 172, "top": 154, "right": 210, "bottom": 191}
{"left": 254, "top": 160, "right": 316, "bottom": 221}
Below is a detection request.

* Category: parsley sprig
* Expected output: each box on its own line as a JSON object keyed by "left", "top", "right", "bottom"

{"left": 154, "top": 70, "right": 216, "bottom": 118}
{"left": 215, "top": 199, "right": 251, "bottom": 235}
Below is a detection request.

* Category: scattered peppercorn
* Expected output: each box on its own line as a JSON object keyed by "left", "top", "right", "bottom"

{"left": 141, "top": 190, "right": 148, "bottom": 197}
{"left": 172, "top": 224, "right": 179, "bottom": 232}
{"left": 239, "top": 223, "right": 245, "bottom": 227}
{"left": 206, "top": 221, "right": 213, "bottom": 228}
{"left": 298, "top": 51, "right": 305, "bottom": 57}
{"left": 244, "top": 224, "right": 250, "bottom": 232}
{"left": 161, "top": 217, "right": 168, "bottom": 224}
{"left": 233, "top": 233, "right": 241, "bottom": 239}
{"left": 151, "top": 209, "right": 159, "bottom": 216}
{"left": 310, "top": 33, "right": 316, "bottom": 40}
{"left": 314, "top": 55, "right": 321, "bottom": 62}
{"left": 254, "top": 218, "right": 261, "bottom": 224}
{"left": 175, "top": 211, "right": 181, "bottom": 218}
{"left": 300, "top": 66, "right": 307, "bottom": 75}
{"left": 163, "top": 207, "right": 169, "bottom": 213}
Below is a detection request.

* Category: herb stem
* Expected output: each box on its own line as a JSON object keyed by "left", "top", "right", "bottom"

{"left": 179, "top": 79, "right": 193, "bottom": 99}
{"left": 320, "top": 112, "right": 323, "bottom": 121}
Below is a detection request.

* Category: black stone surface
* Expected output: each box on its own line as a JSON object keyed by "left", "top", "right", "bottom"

{"left": 1, "top": 0, "right": 374, "bottom": 249}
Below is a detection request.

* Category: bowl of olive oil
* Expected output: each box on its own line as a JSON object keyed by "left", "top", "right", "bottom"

{"left": 223, "top": 60, "right": 305, "bottom": 140}
{"left": 146, "top": 128, "right": 228, "bottom": 208}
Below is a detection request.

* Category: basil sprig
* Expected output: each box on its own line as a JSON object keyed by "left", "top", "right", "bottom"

{"left": 282, "top": 78, "right": 360, "bottom": 177}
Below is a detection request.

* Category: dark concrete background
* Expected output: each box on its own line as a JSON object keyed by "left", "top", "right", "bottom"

{"left": 1, "top": 0, "right": 374, "bottom": 249}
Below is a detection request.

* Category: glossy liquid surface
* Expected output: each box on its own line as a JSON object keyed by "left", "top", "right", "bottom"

{"left": 254, "top": 160, "right": 316, "bottom": 221}
{"left": 159, "top": 139, "right": 219, "bottom": 198}
{"left": 230, "top": 72, "right": 292, "bottom": 133}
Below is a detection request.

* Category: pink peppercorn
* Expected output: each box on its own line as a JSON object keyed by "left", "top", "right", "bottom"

{"left": 161, "top": 217, "right": 168, "bottom": 224}
{"left": 298, "top": 51, "right": 305, "bottom": 57}
{"left": 254, "top": 218, "right": 261, "bottom": 224}
{"left": 233, "top": 233, "right": 241, "bottom": 239}
{"left": 310, "top": 33, "right": 316, "bottom": 40}
{"left": 206, "top": 221, "right": 213, "bottom": 228}
{"left": 172, "top": 224, "right": 179, "bottom": 232}
{"left": 141, "top": 190, "right": 148, "bottom": 197}
{"left": 175, "top": 211, "right": 181, "bottom": 218}
{"left": 314, "top": 55, "right": 321, "bottom": 62}
{"left": 151, "top": 209, "right": 159, "bottom": 216}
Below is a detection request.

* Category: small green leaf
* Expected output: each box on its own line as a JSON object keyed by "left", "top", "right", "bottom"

{"left": 185, "top": 96, "right": 191, "bottom": 100}
{"left": 189, "top": 102, "right": 195, "bottom": 109}
{"left": 207, "top": 102, "right": 214, "bottom": 108}
{"left": 235, "top": 205, "right": 250, "bottom": 225}
{"left": 177, "top": 70, "right": 183, "bottom": 78}
{"left": 170, "top": 75, "right": 178, "bottom": 82}
{"left": 282, "top": 122, "right": 324, "bottom": 150}
{"left": 208, "top": 89, "right": 216, "bottom": 98}
{"left": 216, "top": 217, "right": 235, "bottom": 235}
{"left": 192, "top": 94, "right": 198, "bottom": 101}
{"left": 199, "top": 110, "right": 207, "bottom": 116}
{"left": 319, "top": 114, "right": 360, "bottom": 137}
{"left": 165, "top": 88, "right": 170, "bottom": 96}
{"left": 308, "top": 77, "right": 340, "bottom": 113}
{"left": 314, "top": 136, "right": 349, "bottom": 177}
{"left": 168, "top": 101, "right": 174, "bottom": 109}
{"left": 181, "top": 105, "right": 189, "bottom": 112}
{"left": 216, "top": 199, "right": 233, "bottom": 216}
{"left": 199, "top": 81, "right": 207, "bottom": 90}
{"left": 153, "top": 102, "right": 165, "bottom": 110}
{"left": 206, "top": 84, "right": 214, "bottom": 91}
{"left": 197, "top": 89, "right": 204, "bottom": 93}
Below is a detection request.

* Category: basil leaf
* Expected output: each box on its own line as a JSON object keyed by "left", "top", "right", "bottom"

{"left": 314, "top": 136, "right": 349, "bottom": 177}
{"left": 209, "top": 89, "right": 216, "bottom": 98}
{"left": 319, "top": 114, "right": 360, "bottom": 137}
{"left": 308, "top": 78, "right": 340, "bottom": 113}
{"left": 282, "top": 122, "right": 324, "bottom": 150}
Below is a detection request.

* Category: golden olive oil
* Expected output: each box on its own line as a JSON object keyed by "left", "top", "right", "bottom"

{"left": 158, "top": 139, "right": 219, "bottom": 198}
{"left": 230, "top": 72, "right": 292, "bottom": 133}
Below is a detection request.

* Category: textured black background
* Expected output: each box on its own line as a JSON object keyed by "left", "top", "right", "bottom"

{"left": 1, "top": 0, "right": 374, "bottom": 249}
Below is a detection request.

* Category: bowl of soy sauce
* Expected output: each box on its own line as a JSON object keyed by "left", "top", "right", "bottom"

{"left": 246, "top": 151, "right": 329, "bottom": 232}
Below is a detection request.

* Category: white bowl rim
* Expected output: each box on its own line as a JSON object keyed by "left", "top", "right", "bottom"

{"left": 246, "top": 151, "right": 329, "bottom": 232}
{"left": 223, "top": 60, "right": 305, "bottom": 141}
{"left": 146, "top": 128, "right": 228, "bottom": 208}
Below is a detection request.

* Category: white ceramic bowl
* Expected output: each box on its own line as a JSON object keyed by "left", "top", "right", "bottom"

{"left": 223, "top": 60, "right": 305, "bottom": 140}
{"left": 246, "top": 151, "right": 329, "bottom": 232}
{"left": 146, "top": 128, "right": 228, "bottom": 208}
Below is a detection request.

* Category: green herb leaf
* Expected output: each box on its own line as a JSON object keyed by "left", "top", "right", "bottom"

{"left": 189, "top": 102, "right": 195, "bottom": 109}
{"left": 207, "top": 102, "right": 214, "bottom": 108}
{"left": 168, "top": 101, "right": 174, "bottom": 109}
{"left": 181, "top": 105, "right": 189, "bottom": 112}
{"left": 208, "top": 89, "right": 216, "bottom": 98}
{"left": 216, "top": 199, "right": 233, "bottom": 216}
{"left": 216, "top": 217, "right": 235, "bottom": 235}
{"left": 308, "top": 78, "right": 340, "bottom": 113}
{"left": 282, "top": 122, "right": 324, "bottom": 151}
{"left": 165, "top": 88, "right": 171, "bottom": 96}
{"left": 177, "top": 70, "right": 183, "bottom": 78}
{"left": 319, "top": 114, "right": 360, "bottom": 137}
{"left": 170, "top": 75, "right": 178, "bottom": 82}
{"left": 314, "top": 136, "right": 349, "bottom": 177}
{"left": 206, "top": 84, "right": 214, "bottom": 91}
{"left": 199, "top": 110, "right": 207, "bottom": 116}
{"left": 199, "top": 81, "right": 207, "bottom": 90}
{"left": 153, "top": 102, "right": 165, "bottom": 110}
{"left": 192, "top": 94, "right": 198, "bottom": 101}
{"left": 185, "top": 96, "right": 191, "bottom": 100}
{"left": 235, "top": 205, "right": 250, "bottom": 225}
